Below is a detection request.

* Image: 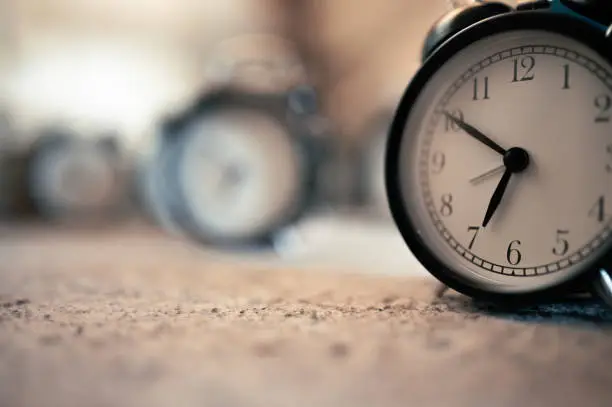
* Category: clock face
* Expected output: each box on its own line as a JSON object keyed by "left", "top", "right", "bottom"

{"left": 176, "top": 108, "right": 303, "bottom": 242}
{"left": 392, "top": 29, "right": 612, "bottom": 294}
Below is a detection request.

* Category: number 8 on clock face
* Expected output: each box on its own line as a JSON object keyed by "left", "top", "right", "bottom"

{"left": 386, "top": 9, "right": 612, "bottom": 302}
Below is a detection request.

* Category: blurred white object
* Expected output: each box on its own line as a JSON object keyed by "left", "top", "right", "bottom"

{"left": 197, "top": 212, "right": 430, "bottom": 277}
{"left": 291, "top": 213, "right": 429, "bottom": 275}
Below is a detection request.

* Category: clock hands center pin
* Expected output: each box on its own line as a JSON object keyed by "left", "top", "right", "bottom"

{"left": 481, "top": 147, "right": 530, "bottom": 227}
{"left": 442, "top": 111, "right": 530, "bottom": 228}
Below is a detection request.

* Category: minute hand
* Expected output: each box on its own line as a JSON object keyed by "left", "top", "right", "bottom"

{"left": 444, "top": 112, "right": 507, "bottom": 155}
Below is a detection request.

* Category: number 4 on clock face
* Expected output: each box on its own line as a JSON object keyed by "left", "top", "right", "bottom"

{"left": 590, "top": 196, "right": 606, "bottom": 223}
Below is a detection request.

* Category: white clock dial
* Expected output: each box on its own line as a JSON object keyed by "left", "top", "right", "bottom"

{"left": 176, "top": 108, "right": 303, "bottom": 242}
{"left": 397, "top": 30, "right": 612, "bottom": 293}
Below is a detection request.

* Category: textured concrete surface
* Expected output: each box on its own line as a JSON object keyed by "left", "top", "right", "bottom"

{"left": 1, "top": 223, "right": 612, "bottom": 407}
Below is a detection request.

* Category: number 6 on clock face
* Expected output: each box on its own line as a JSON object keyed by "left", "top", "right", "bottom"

{"left": 386, "top": 11, "right": 612, "bottom": 301}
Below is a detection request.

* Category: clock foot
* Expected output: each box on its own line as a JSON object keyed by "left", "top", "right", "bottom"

{"left": 592, "top": 268, "right": 612, "bottom": 309}
{"left": 434, "top": 283, "right": 450, "bottom": 298}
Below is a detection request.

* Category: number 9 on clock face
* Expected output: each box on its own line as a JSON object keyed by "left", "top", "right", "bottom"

{"left": 386, "top": 11, "right": 612, "bottom": 301}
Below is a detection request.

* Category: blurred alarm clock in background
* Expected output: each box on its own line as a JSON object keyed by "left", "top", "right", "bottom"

{"left": 386, "top": 0, "right": 612, "bottom": 308}
{"left": 26, "top": 127, "right": 131, "bottom": 224}
{"left": 138, "top": 34, "right": 337, "bottom": 253}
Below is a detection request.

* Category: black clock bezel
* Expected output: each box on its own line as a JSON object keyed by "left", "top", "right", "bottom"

{"left": 386, "top": 10, "right": 612, "bottom": 305}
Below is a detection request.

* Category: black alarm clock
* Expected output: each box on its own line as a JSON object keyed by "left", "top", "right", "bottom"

{"left": 386, "top": 0, "right": 612, "bottom": 307}
{"left": 26, "top": 128, "right": 130, "bottom": 224}
{"left": 140, "top": 84, "right": 332, "bottom": 252}
{"left": 136, "top": 33, "right": 337, "bottom": 252}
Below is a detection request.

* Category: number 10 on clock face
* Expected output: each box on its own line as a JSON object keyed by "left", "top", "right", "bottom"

{"left": 388, "top": 25, "right": 612, "bottom": 297}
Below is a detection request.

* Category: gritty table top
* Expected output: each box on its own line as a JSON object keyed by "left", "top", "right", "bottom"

{"left": 0, "top": 223, "right": 611, "bottom": 407}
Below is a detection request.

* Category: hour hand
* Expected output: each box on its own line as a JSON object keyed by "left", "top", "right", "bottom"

{"left": 443, "top": 111, "right": 507, "bottom": 155}
{"left": 482, "top": 168, "right": 512, "bottom": 228}
{"left": 480, "top": 147, "right": 530, "bottom": 227}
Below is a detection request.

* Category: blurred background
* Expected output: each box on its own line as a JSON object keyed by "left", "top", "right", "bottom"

{"left": 4, "top": 3, "right": 612, "bottom": 407}
{"left": 0, "top": 0, "right": 446, "bottom": 142}
{"left": 0, "top": 0, "right": 518, "bottom": 273}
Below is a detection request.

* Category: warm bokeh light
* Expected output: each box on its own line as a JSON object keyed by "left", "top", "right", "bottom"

{"left": 5, "top": 39, "right": 193, "bottom": 142}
